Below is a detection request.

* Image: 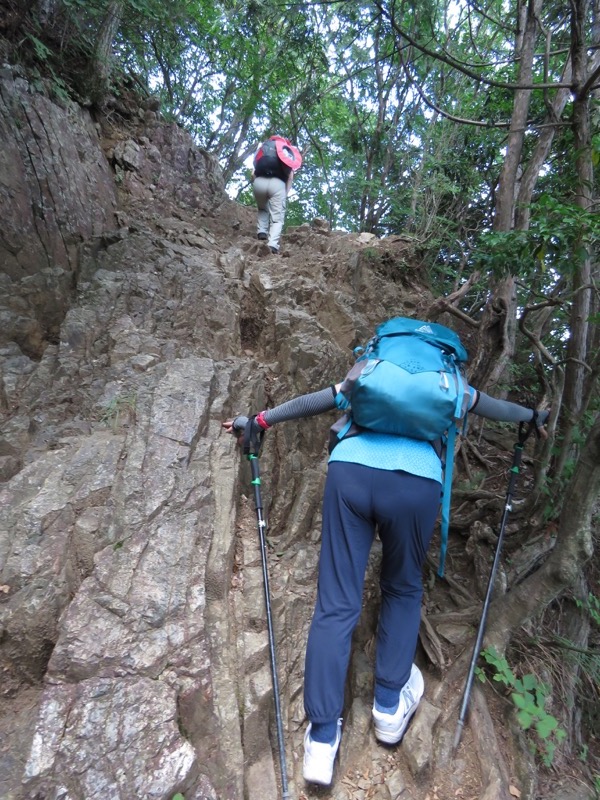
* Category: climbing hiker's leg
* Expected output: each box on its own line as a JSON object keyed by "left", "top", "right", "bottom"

{"left": 374, "top": 471, "right": 440, "bottom": 689}
{"left": 252, "top": 176, "right": 270, "bottom": 238}
{"left": 266, "top": 177, "right": 287, "bottom": 251}
{"left": 304, "top": 462, "right": 376, "bottom": 724}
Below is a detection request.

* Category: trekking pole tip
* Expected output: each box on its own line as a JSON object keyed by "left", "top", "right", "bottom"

{"left": 452, "top": 719, "right": 464, "bottom": 753}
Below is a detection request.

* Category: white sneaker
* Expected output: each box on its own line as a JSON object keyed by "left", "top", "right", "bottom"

{"left": 303, "top": 719, "right": 342, "bottom": 785}
{"left": 372, "top": 664, "right": 424, "bottom": 745}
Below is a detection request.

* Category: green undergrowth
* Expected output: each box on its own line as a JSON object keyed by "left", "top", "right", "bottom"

{"left": 476, "top": 646, "right": 566, "bottom": 767}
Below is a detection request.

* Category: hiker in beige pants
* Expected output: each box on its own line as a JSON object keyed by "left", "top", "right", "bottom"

{"left": 252, "top": 171, "right": 293, "bottom": 253}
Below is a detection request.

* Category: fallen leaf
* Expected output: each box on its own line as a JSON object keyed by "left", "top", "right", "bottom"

{"left": 509, "top": 786, "right": 522, "bottom": 798}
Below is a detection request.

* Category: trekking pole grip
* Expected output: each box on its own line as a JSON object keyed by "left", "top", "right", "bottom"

{"left": 242, "top": 415, "right": 264, "bottom": 457}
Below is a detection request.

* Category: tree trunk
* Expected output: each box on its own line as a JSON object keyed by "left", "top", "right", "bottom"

{"left": 88, "top": 0, "right": 123, "bottom": 101}
{"left": 514, "top": 56, "right": 573, "bottom": 229}
{"left": 493, "top": 0, "right": 541, "bottom": 231}
{"left": 470, "top": 0, "right": 542, "bottom": 393}
{"left": 554, "top": 0, "right": 596, "bottom": 479}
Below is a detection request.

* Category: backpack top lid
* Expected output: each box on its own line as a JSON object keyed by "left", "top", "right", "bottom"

{"left": 271, "top": 136, "right": 302, "bottom": 170}
{"left": 372, "top": 317, "right": 468, "bottom": 363}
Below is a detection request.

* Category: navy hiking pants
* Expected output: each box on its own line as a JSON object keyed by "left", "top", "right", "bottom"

{"left": 304, "top": 461, "right": 441, "bottom": 724}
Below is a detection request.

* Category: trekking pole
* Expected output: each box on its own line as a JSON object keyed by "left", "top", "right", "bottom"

{"left": 242, "top": 419, "right": 290, "bottom": 800}
{"left": 453, "top": 420, "right": 536, "bottom": 751}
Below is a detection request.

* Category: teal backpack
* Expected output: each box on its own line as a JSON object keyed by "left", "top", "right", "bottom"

{"left": 330, "top": 317, "right": 471, "bottom": 577}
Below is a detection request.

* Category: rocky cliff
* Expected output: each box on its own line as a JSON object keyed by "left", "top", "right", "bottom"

{"left": 0, "top": 68, "right": 541, "bottom": 800}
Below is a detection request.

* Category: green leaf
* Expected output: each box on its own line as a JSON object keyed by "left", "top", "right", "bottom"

{"left": 542, "top": 741, "right": 556, "bottom": 767}
{"left": 516, "top": 709, "right": 533, "bottom": 730}
{"left": 511, "top": 691, "right": 537, "bottom": 712}
{"left": 26, "top": 33, "right": 52, "bottom": 60}
{"left": 536, "top": 715, "right": 558, "bottom": 739}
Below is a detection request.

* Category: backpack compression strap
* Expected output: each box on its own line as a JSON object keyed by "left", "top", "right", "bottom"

{"left": 438, "top": 421, "right": 456, "bottom": 578}
{"left": 438, "top": 368, "right": 469, "bottom": 578}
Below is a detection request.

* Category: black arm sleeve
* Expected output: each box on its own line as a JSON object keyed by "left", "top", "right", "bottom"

{"left": 471, "top": 391, "right": 535, "bottom": 423}
{"left": 263, "top": 386, "right": 337, "bottom": 426}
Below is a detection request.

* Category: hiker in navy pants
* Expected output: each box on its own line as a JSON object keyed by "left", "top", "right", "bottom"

{"left": 307, "top": 463, "right": 440, "bottom": 723}
{"left": 223, "top": 370, "right": 548, "bottom": 787}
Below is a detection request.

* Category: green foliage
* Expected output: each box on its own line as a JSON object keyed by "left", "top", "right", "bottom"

{"left": 528, "top": 195, "right": 600, "bottom": 272}
{"left": 455, "top": 470, "right": 487, "bottom": 492}
{"left": 469, "top": 194, "right": 600, "bottom": 281}
{"left": 471, "top": 229, "right": 534, "bottom": 279}
{"left": 25, "top": 33, "right": 53, "bottom": 61}
{"left": 593, "top": 133, "right": 600, "bottom": 167}
{"left": 575, "top": 593, "right": 600, "bottom": 627}
{"left": 171, "top": 794, "right": 186, "bottom": 800}
{"left": 100, "top": 392, "right": 137, "bottom": 431}
{"left": 476, "top": 647, "right": 567, "bottom": 767}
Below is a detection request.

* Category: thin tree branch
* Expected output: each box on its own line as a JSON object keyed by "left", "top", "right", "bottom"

{"left": 374, "top": 0, "right": 572, "bottom": 91}
{"left": 402, "top": 61, "right": 570, "bottom": 131}
{"left": 578, "top": 59, "right": 600, "bottom": 98}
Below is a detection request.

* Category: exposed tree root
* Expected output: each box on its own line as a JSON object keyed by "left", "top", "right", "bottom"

{"left": 469, "top": 686, "right": 513, "bottom": 800}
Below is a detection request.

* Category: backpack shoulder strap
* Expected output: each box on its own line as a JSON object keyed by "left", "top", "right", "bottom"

{"left": 438, "top": 375, "right": 472, "bottom": 577}
{"left": 334, "top": 359, "right": 369, "bottom": 410}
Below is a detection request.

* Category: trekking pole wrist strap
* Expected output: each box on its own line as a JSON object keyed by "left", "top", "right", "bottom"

{"left": 528, "top": 408, "right": 541, "bottom": 441}
{"left": 519, "top": 413, "right": 537, "bottom": 445}
{"left": 255, "top": 411, "right": 271, "bottom": 430}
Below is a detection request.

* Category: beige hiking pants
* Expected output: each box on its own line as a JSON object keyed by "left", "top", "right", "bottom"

{"left": 253, "top": 176, "right": 287, "bottom": 251}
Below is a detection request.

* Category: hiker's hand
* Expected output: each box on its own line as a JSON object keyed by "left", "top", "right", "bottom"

{"left": 222, "top": 416, "right": 248, "bottom": 444}
{"left": 533, "top": 409, "right": 550, "bottom": 439}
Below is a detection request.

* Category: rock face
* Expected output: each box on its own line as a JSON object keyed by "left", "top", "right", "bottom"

{"left": 0, "top": 66, "right": 117, "bottom": 359}
{"left": 0, "top": 68, "right": 448, "bottom": 800}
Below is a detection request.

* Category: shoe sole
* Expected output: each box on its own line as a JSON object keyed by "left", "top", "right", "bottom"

{"left": 373, "top": 700, "right": 420, "bottom": 745}
{"left": 303, "top": 769, "right": 333, "bottom": 786}
{"left": 303, "top": 754, "right": 335, "bottom": 786}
